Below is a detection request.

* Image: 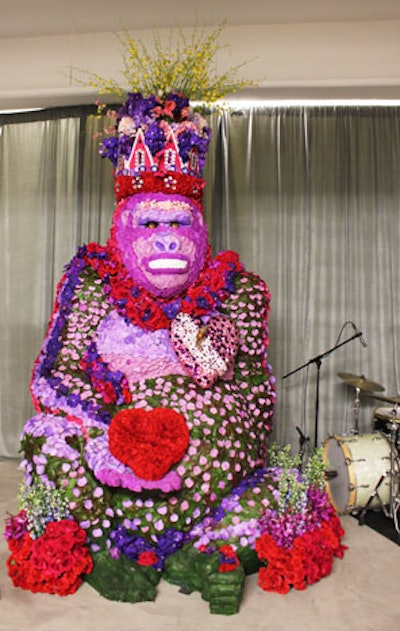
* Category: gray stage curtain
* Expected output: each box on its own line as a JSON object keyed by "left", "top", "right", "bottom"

{"left": 1, "top": 105, "right": 400, "bottom": 458}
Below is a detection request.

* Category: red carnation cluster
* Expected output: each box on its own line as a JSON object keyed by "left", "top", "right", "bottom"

{"left": 108, "top": 407, "right": 190, "bottom": 480}
{"left": 6, "top": 518, "right": 93, "bottom": 596}
{"left": 255, "top": 514, "right": 346, "bottom": 594}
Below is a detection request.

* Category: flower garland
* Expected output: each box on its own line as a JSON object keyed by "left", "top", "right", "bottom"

{"left": 79, "top": 341, "right": 132, "bottom": 407}
{"left": 82, "top": 238, "right": 243, "bottom": 332}
{"left": 30, "top": 238, "right": 244, "bottom": 425}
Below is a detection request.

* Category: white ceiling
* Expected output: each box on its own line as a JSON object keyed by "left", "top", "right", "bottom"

{"left": 2, "top": 1, "right": 400, "bottom": 109}
{"left": 3, "top": 0, "right": 400, "bottom": 39}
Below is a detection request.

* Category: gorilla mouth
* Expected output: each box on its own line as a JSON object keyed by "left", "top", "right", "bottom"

{"left": 147, "top": 257, "right": 188, "bottom": 272}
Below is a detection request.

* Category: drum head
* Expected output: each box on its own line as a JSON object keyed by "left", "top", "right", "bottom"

{"left": 323, "top": 436, "right": 351, "bottom": 513}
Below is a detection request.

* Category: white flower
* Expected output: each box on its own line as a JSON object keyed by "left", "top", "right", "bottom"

{"left": 118, "top": 116, "right": 136, "bottom": 137}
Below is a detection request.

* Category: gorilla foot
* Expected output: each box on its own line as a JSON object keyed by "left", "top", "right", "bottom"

{"left": 164, "top": 544, "right": 245, "bottom": 615}
{"left": 85, "top": 550, "right": 160, "bottom": 603}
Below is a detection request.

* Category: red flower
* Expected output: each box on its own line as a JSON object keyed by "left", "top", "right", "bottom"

{"left": 258, "top": 566, "right": 290, "bottom": 594}
{"left": 218, "top": 544, "right": 240, "bottom": 573}
{"left": 6, "top": 519, "right": 93, "bottom": 596}
{"left": 219, "top": 544, "right": 237, "bottom": 558}
{"left": 137, "top": 551, "right": 159, "bottom": 566}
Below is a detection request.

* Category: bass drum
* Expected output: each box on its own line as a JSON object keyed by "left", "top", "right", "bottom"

{"left": 323, "top": 433, "right": 398, "bottom": 514}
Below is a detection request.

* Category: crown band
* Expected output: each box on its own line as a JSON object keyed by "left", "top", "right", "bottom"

{"left": 114, "top": 172, "right": 206, "bottom": 202}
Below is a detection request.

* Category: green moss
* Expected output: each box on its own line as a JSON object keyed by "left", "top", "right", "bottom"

{"left": 85, "top": 550, "right": 160, "bottom": 602}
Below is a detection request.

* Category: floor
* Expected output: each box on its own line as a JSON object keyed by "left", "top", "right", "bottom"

{"left": 1, "top": 458, "right": 399, "bottom": 631}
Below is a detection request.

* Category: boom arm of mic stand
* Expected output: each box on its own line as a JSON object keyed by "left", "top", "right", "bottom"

{"left": 282, "top": 332, "right": 362, "bottom": 380}
{"left": 282, "top": 332, "right": 362, "bottom": 447}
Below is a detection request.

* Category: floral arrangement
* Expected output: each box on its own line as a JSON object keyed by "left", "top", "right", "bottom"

{"left": 4, "top": 443, "right": 345, "bottom": 609}
{"left": 256, "top": 513, "right": 345, "bottom": 594}
{"left": 75, "top": 24, "right": 257, "bottom": 202}
{"left": 4, "top": 479, "right": 93, "bottom": 595}
{"left": 185, "top": 449, "right": 346, "bottom": 595}
{"left": 79, "top": 24, "right": 255, "bottom": 103}
{"left": 100, "top": 91, "right": 212, "bottom": 173}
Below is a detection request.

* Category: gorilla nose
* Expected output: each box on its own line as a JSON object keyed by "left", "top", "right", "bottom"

{"left": 154, "top": 236, "right": 179, "bottom": 252}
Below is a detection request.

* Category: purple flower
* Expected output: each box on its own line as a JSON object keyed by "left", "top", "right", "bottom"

{"left": 4, "top": 510, "right": 29, "bottom": 541}
{"left": 161, "top": 300, "right": 181, "bottom": 319}
{"left": 145, "top": 122, "right": 165, "bottom": 155}
{"left": 100, "top": 136, "right": 119, "bottom": 166}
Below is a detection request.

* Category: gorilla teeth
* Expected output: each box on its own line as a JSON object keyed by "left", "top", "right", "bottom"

{"left": 148, "top": 259, "right": 187, "bottom": 270}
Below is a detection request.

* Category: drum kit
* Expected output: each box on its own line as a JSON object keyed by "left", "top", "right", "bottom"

{"left": 323, "top": 372, "right": 400, "bottom": 535}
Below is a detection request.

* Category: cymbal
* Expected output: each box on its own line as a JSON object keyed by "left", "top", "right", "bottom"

{"left": 366, "top": 392, "right": 400, "bottom": 404}
{"left": 337, "top": 372, "right": 385, "bottom": 393}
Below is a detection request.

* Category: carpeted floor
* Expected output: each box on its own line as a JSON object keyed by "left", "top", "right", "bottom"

{"left": 1, "top": 458, "right": 400, "bottom": 631}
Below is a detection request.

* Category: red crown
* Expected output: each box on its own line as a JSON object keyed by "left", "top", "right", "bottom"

{"left": 114, "top": 171, "right": 205, "bottom": 202}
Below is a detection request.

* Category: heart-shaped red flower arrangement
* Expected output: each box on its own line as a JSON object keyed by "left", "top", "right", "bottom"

{"left": 108, "top": 407, "right": 190, "bottom": 480}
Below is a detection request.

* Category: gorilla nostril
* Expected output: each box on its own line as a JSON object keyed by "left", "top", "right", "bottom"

{"left": 155, "top": 240, "right": 166, "bottom": 251}
{"left": 169, "top": 241, "right": 178, "bottom": 251}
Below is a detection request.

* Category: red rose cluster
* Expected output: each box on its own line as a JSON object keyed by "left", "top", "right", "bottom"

{"left": 255, "top": 513, "right": 346, "bottom": 594}
{"left": 6, "top": 517, "right": 93, "bottom": 595}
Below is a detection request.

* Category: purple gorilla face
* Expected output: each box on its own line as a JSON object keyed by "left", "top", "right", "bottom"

{"left": 114, "top": 193, "right": 209, "bottom": 298}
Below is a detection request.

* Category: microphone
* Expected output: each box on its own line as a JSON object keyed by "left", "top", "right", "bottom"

{"left": 350, "top": 322, "right": 368, "bottom": 348}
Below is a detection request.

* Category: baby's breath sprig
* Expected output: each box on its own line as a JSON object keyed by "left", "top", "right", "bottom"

{"left": 18, "top": 477, "right": 72, "bottom": 539}
{"left": 74, "top": 23, "right": 256, "bottom": 106}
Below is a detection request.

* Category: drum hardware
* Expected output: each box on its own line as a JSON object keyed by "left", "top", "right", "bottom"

{"left": 352, "top": 386, "right": 361, "bottom": 434}
{"left": 337, "top": 373, "right": 385, "bottom": 435}
{"left": 324, "top": 470, "right": 338, "bottom": 480}
{"left": 393, "top": 496, "right": 400, "bottom": 533}
{"left": 357, "top": 475, "right": 387, "bottom": 525}
{"left": 355, "top": 422, "right": 400, "bottom": 535}
{"left": 366, "top": 392, "right": 400, "bottom": 405}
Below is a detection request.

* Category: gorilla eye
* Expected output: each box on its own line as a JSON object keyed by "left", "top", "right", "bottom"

{"left": 169, "top": 221, "right": 180, "bottom": 228}
{"left": 145, "top": 221, "right": 159, "bottom": 229}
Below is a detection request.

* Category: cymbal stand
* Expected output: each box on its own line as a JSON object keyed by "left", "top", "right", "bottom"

{"left": 386, "top": 415, "right": 400, "bottom": 531}
{"left": 391, "top": 405, "right": 400, "bottom": 534}
{"left": 351, "top": 386, "right": 361, "bottom": 434}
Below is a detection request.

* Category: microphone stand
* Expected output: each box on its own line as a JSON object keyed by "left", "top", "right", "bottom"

{"left": 282, "top": 332, "right": 364, "bottom": 448}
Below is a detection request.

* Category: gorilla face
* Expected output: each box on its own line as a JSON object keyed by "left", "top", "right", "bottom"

{"left": 114, "top": 193, "right": 209, "bottom": 298}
